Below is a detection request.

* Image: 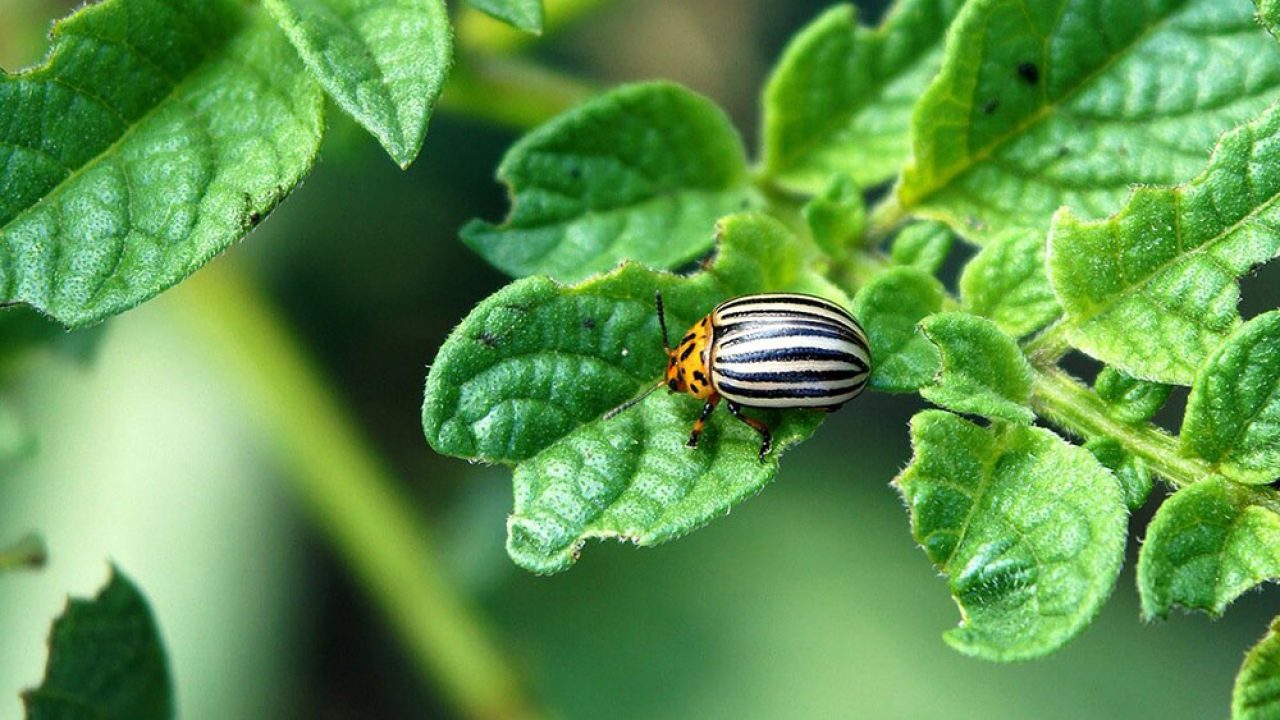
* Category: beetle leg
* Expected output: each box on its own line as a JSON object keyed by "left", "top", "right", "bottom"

{"left": 727, "top": 401, "right": 772, "bottom": 461}
{"left": 686, "top": 396, "right": 720, "bottom": 448}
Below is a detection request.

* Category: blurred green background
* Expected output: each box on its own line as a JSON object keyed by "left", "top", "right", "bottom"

{"left": 2, "top": 1, "right": 1278, "bottom": 718}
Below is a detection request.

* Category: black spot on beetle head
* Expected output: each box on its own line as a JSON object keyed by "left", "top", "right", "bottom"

{"left": 1017, "top": 62, "right": 1039, "bottom": 84}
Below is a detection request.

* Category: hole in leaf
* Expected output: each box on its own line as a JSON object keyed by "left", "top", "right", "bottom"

{"left": 1239, "top": 259, "right": 1280, "bottom": 318}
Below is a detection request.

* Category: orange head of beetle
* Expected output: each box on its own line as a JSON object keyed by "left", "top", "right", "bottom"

{"left": 602, "top": 291, "right": 716, "bottom": 421}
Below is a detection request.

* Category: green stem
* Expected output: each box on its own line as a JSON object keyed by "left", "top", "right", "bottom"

{"left": 1030, "top": 366, "right": 1210, "bottom": 488}
{"left": 864, "top": 192, "right": 908, "bottom": 248}
{"left": 1022, "top": 320, "right": 1070, "bottom": 366}
{"left": 175, "top": 263, "right": 544, "bottom": 720}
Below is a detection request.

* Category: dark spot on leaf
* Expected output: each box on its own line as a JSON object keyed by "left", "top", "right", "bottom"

{"left": 476, "top": 332, "right": 499, "bottom": 348}
{"left": 581, "top": 317, "right": 596, "bottom": 330}
{"left": 249, "top": 211, "right": 262, "bottom": 224}
{"left": 1017, "top": 62, "right": 1039, "bottom": 84}
{"left": 1057, "top": 145, "right": 1071, "bottom": 158}
{"left": 967, "top": 216, "right": 987, "bottom": 231}
{"left": 1116, "top": 145, "right": 1130, "bottom": 157}
{"left": 982, "top": 98, "right": 1000, "bottom": 115}
{"left": 569, "top": 166, "right": 582, "bottom": 180}
{"left": 500, "top": 302, "right": 531, "bottom": 313}
{"left": 739, "top": 198, "right": 750, "bottom": 210}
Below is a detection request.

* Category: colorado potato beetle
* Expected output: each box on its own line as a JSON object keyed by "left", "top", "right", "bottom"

{"left": 605, "top": 292, "right": 872, "bottom": 460}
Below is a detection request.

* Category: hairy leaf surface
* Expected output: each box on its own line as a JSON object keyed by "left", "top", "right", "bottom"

{"left": 1049, "top": 102, "right": 1280, "bottom": 383}
{"left": 899, "top": 0, "right": 1280, "bottom": 242}
{"left": 24, "top": 567, "right": 172, "bottom": 719}
{"left": 803, "top": 174, "right": 865, "bottom": 257}
{"left": 1085, "top": 437, "right": 1154, "bottom": 511}
{"left": 0, "top": 0, "right": 324, "bottom": 327}
{"left": 263, "top": 0, "right": 450, "bottom": 168}
{"left": 463, "top": 82, "right": 754, "bottom": 282}
{"left": 426, "top": 214, "right": 834, "bottom": 573}
{"left": 1138, "top": 477, "right": 1280, "bottom": 618}
{"left": 919, "top": 313, "right": 1034, "bottom": 423}
{"left": 1094, "top": 367, "right": 1173, "bottom": 425}
{"left": 891, "top": 221, "right": 953, "bottom": 275}
{"left": 762, "top": 0, "right": 965, "bottom": 192}
{"left": 895, "top": 410, "right": 1126, "bottom": 660}
{"left": 1235, "top": 616, "right": 1280, "bottom": 720}
{"left": 851, "top": 266, "right": 944, "bottom": 392}
{"left": 1183, "top": 312, "right": 1280, "bottom": 484}
{"left": 960, "top": 229, "right": 1060, "bottom": 337}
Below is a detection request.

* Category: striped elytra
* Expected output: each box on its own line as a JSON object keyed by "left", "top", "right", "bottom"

{"left": 603, "top": 292, "right": 872, "bottom": 461}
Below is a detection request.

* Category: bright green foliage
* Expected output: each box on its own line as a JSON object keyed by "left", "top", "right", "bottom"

{"left": 1138, "top": 478, "right": 1280, "bottom": 618}
{"left": 803, "top": 174, "right": 866, "bottom": 258}
{"left": 0, "top": 0, "right": 324, "bottom": 328}
{"left": 1085, "top": 437, "right": 1153, "bottom": 511}
{"left": 894, "top": 411, "right": 1126, "bottom": 661}
{"left": 1094, "top": 367, "right": 1173, "bottom": 425}
{"left": 891, "top": 221, "right": 953, "bottom": 275}
{"left": 899, "top": 0, "right": 1280, "bottom": 242}
{"left": 914, "top": 310, "right": 1030, "bottom": 417}
{"left": 1049, "top": 102, "right": 1280, "bottom": 384}
{"left": 23, "top": 567, "right": 172, "bottom": 719}
{"left": 262, "top": 0, "right": 450, "bottom": 168}
{"left": 850, "top": 266, "right": 944, "bottom": 392}
{"left": 1235, "top": 616, "right": 1280, "bottom": 720}
{"left": 465, "top": 0, "right": 544, "bottom": 33}
{"left": 1260, "top": 0, "right": 1280, "bottom": 40}
{"left": 959, "top": 229, "right": 1059, "bottom": 338}
{"left": 918, "top": 313, "right": 1034, "bottom": 424}
{"left": 1182, "top": 312, "right": 1280, "bottom": 484}
{"left": 462, "top": 82, "right": 755, "bottom": 282}
{"left": 426, "top": 213, "right": 832, "bottom": 572}
{"left": 761, "top": 0, "right": 964, "bottom": 193}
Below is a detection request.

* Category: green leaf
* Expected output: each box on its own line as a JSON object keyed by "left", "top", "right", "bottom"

{"left": 890, "top": 220, "right": 953, "bottom": 275}
{"left": 1182, "top": 311, "right": 1280, "bottom": 484}
{"left": 1085, "top": 437, "right": 1154, "bottom": 511}
{"left": 959, "top": 229, "right": 1060, "bottom": 337}
{"left": 1234, "top": 616, "right": 1280, "bottom": 720}
{"left": 1259, "top": 0, "right": 1280, "bottom": 40}
{"left": 262, "top": 0, "right": 450, "bottom": 168}
{"left": 761, "top": 0, "right": 965, "bottom": 193}
{"left": 898, "top": 0, "right": 1280, "bottom": 242}
{"left": 465, "top": 0, "right": 544, "bottom": 33}
{"left": 918, "top": 312, "right": 1034, "bottom": 424}
{"left": 0, "top": 0, "right": 324, "bottom": 328}
{"left": 462, "top": 82, "right": 755, "bottom": 282}
{"left": 0, "top": 532, "right": 46, "bottom": 572}
{"left": 1138, "top": 477, "right": 1280, "bottom": 618}
{"left": 1049, "top": 101, "right": 1280, "bottom": 384}
{"left": 850, "top": 266, "right": 944, "bottom": 393}
{"left": 803, "top": 174, "right": 865, "bottom": 257}
{"left": 426, "top": 213, "right": 835, "bottom": 573}
{"left": 23, "top": 567, "right": 172, "bottom": 719}
{"left": 894, "top": 410, "right": 1127, "bottom": 661}
{"left": 1094, "top": 367, "right": 1173, "bottom": 425}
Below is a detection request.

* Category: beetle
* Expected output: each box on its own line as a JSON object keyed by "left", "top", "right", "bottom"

{"left": 605, "top": 292, "right": 872, "bottom": 460}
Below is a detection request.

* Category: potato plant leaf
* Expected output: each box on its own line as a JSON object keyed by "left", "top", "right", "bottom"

{"left": 1137, "top": 477, "right": 1280, "bottom": 618}
{"left": 262, "top": 0, "right": 451, "bottom": 168}
{"left": 918, "top": 312, "right": 1034, "bottom": 424}
{"left": 895, "top": 410, "right": 1126, "bottom": 660}
{"left": 899, "top": 0, "right": 1280, "bottom": 242}
{"left": 1235, "top": 616, "right": 1280, "bottom": 720}
{"left": 761, "top": 0, "right": 965, "bottom": 193}
{"left": 425, "top": 214, "right": 833, "bottom": 573}
{"left": 0, "top": 0, "right": 324, "bottom": 328}
{"left": 891, "top": 220, "right": 953, "bottom": 275}
{"left": 959, "top": 229, "right": 1060, "bottom": 338}
{"left": 1085, "top": 437, "right": 1154, "bottom": 511}
{"left": 850, "top": 266, "right": 944, "bottom": 393}
{"left": 803, "top": 174, "right": 865, "bottom": 258}
{"left": 462, "top": 82, "right": 755, "bottom": 282}
{"left": 23, "top": 567, "right": 172, "bottom": 720}
{"left": 1094, "top": 367, "right": 1173, "bottom": 425}
{"left": 1181, "top": 312, "right": 1280, "bottom": 484}
{"left": 1049, "top": 101, "right": 1280, "bottom": 384}
{"left": 465, "top": 0, "right": 544, "bottom": 33}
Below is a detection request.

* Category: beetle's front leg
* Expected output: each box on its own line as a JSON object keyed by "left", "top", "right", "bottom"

{"left": 686, "top": 395, "right": 721, "bottom": 448}
{"left": 727, "top": 401, "right": 772, "bottom": 461}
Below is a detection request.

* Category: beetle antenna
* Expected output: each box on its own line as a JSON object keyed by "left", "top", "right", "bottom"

{"left": 603, "top": 380, "right": 665, "bottom": 420}
{"left": 655, "top": 291, "right": 670, "bottom": 352}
